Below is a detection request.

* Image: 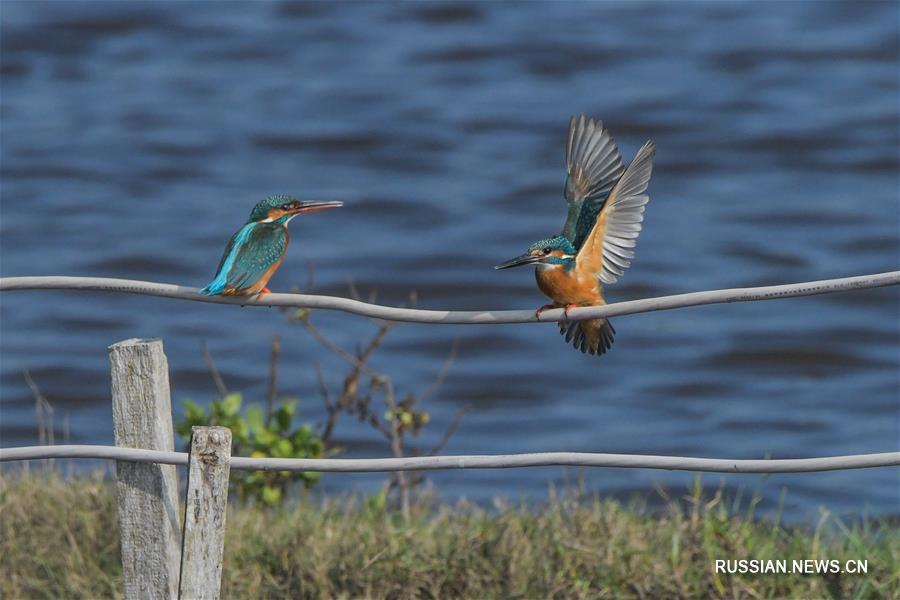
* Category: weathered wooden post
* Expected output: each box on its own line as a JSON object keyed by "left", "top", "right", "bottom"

{"left": 109, "top": 338, "right": 181, "bottom": 600}
{"left": 178, "top": 426, "right": 232, "bottom": 600}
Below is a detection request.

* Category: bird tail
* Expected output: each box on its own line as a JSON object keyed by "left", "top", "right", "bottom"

{"left": 199, "top": 282, "right": 222, "bottom": 296}
{"left": 559, "top": 318, "right": 616, "bottom": 356}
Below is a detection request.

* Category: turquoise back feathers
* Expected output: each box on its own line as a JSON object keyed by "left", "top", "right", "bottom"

{"left": 200, "top": 222, "right": 288, "bottom": 296}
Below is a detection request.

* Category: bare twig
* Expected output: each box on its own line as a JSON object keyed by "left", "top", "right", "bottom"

{"left": 297, "top": 318, "right": 373, "bottom": 374}
{"left": 302, "top": 315, "right": 394, "bottom": 446}
{"left": 24, "top": 370, "right": 54, "bottom": 447}
{"left": 63, "top": 410, "right": 72, "bottom": 479}
{"left": 346, "top": 280, "right": 378, "bottom": 306}
{"left": 367, "top": 413, "right": 393, "bottom": 439}
{"left": 305, "top": 259, "right": 315, "bottom": 292}
{"left": 376, "top": 375, "right": 410, "bottom": 520}
{"left": 428, "top": 408, "right": 470, "bottom": 457}
{"left": 419, "top": 339, "right": 459, "bottom": 405}
{"left": 347, "top": 279, "right": 361, "bottom": 302}
{"left": 24, "top": 370, "right": 54, "bottom": 470}
{"left": 313, "top": 363, "right": 332, "bottom": 408}
{"left": 295, "top": 306, "right": 458, "bottom": 519}
{"left": 313, "top": 362, "right": 333, "bottom": 411}
{"left": 266, "top": 336, "right": 281, "bottom": 425}
{"left": 285, "top": 284, "right": 456, "bottom": 520}
{"left": 201, "top": 341, "right": 229, "bottom": 398}
{"left": 316, "top": 364, "right": 342, "bottom": 444}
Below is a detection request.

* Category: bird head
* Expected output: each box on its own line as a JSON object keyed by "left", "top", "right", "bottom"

{"left": 248, "top": 195, "right": 343, "bottom": 225}
{"left": 495, "top": 235, "right": 577, "bottom": 270}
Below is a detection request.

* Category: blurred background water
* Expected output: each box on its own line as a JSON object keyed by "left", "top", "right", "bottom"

{"left": 1, "top": 1, "right": 897, "bottom": 521}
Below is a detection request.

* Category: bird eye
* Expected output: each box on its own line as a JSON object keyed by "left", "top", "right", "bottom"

{"left": 543, "top": 248, "right": 552, "bottom": 255}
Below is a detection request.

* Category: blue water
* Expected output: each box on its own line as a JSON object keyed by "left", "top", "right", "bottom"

{"left": 1, "top": 1, "right": 898, "bottom": 521}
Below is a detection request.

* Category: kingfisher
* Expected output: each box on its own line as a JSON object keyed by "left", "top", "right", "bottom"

{"left": 200, "top": 195, "right": 342, "bottom": 298}
{"left": 495, "top": 115, "right": 656, "bottom": 356}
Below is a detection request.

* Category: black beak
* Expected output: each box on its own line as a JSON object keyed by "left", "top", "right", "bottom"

{"left": 494, "top": 253, "right": 541, "bottom": 270}
{"left": 291, "top": 200, "right": 344, "bottom": 214}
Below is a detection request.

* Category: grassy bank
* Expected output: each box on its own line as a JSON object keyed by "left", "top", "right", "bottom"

{"left": 1, "top": 472, "right": 897, "bottom": 599}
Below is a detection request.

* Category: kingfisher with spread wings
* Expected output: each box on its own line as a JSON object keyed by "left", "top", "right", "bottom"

{"left": 495, "top": 116, "right": 656, "bottom": 356}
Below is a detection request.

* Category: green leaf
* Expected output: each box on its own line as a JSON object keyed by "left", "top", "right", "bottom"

{"left": 244, "top": 471, "right": 264, "bottom": 485}
{"left": 273, "top": 439, "right": 294, "bottom": 458}
{"left": 230, "top": 418, "right": 248, "bottom": 445}
{"left": 246, "top": 405, "right": 264, "bottom": 435}
{"left": 276, "top": 402, "right": 295, "bottom": 431}
{"left": 177, "top": 400, "right": 211, "bottom": 443}
{"left": 291, "top": 426, "right": 309, "bottom": 448}
{"left": 183, "top": 399, "right": 204, "bottom": 419}
{"left": 222, "top": 393, "right": 242, "bottom": 417}
{"left": 261, "top": 485, "right": 281, "bottom": 506}
{"left": 254, "top": 427, "right": 276, "bottom": 448}
{"left": 366, "top": 489, "right": 387, "bottom": 514}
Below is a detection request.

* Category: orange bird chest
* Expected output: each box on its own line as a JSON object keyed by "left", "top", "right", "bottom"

{"left": 534, "top": 265, "right": 601, "bottom": 306}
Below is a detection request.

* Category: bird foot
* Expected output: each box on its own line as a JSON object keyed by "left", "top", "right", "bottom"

{"left": 255, "top": 287, "right": 272, "bottom": 300}
{"left": 534, "top": 304, "right": 578, "bottom": 320}
{"left": 534, "top": 304, "right": 556, "bottom": 320}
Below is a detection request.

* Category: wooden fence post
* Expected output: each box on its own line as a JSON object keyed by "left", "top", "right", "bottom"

{"left": 179, "top": 426, "right": 232, "bottom": 600}
{"left": 109, "top": 338, "right": 181, "bottom": 600}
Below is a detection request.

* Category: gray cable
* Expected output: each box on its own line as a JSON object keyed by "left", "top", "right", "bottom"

{"left": 3, "top": 273, "right": 897, "bottom": 474}
{"left": 1, "top": 445, "right": 898, "bottom": 473}
{"left": 1, "top": 271, "right": 897, "bottom": 323}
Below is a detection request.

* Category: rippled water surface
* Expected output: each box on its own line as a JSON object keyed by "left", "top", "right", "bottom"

{"left": 1, "top": 1, "right": 898, "bottom": 520}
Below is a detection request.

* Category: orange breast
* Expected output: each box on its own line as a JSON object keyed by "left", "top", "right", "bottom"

{"left": 535, "top": 266, "right": 603, "bottom": 306}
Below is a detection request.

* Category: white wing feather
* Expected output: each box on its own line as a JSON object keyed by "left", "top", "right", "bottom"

{"left": 575, "top": 140, "right": 656, "bottom": 285}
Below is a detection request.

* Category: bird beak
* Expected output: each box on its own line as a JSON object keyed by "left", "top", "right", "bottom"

{"left": 290, "top": 200, "right": 344, "bottom": 214}
{"left": 494, "top": 253, "right": 541, "bottom": 270}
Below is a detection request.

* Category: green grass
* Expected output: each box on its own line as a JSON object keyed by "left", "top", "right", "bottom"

{"left": 1, "top": 471, "right": 897, "bottom": 599}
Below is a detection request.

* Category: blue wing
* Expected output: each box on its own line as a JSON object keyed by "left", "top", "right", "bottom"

{"left": 200, "top": 223, "right": 287, "bottom": 295}
{"left": 562, "top": 115, "right": 625, "bottom": 249}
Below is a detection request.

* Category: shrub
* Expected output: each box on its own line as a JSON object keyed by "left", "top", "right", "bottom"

{"left": 177, "top": 393, "right": 325, "bottom": 505}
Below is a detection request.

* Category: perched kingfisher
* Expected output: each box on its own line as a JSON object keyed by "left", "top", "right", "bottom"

{"left": 200, "top": 195, "right": 342, "bottom": 298}
{"left": 495, "top": 115, "right": 656, "bottom": 356}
